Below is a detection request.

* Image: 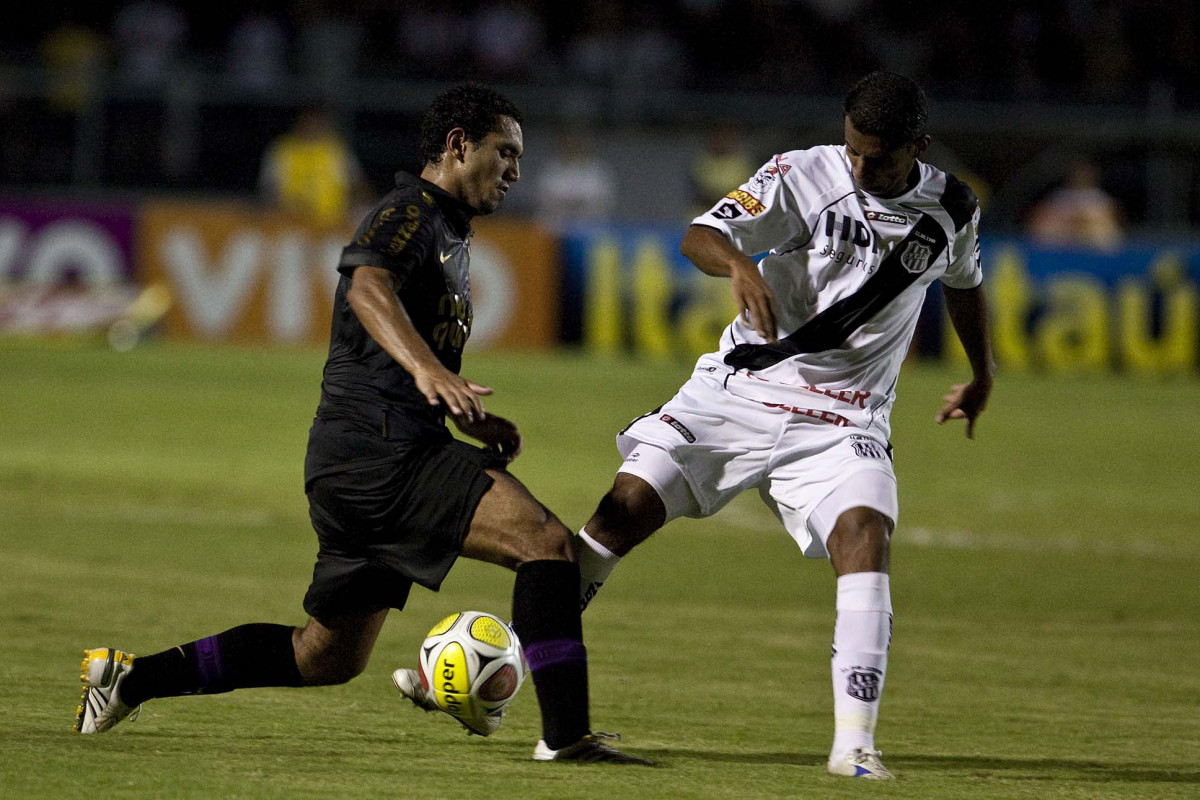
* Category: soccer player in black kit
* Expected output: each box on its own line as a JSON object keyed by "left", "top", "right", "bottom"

{"left": 75, "top": 83, "right": 649, "bottom": 765}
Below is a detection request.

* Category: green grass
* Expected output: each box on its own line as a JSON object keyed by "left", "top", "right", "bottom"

{"left": 1, "top": 338, "right": 1198, "bottom": 799}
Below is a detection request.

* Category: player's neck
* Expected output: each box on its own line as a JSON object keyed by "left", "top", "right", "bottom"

{"left": 419, "top": 163, "right": 466, "bottom": 204}
{"left": 872, "top": 163, "right": 921, "bottom": 199}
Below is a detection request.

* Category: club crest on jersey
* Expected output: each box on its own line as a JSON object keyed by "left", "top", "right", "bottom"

{"left": 747, "top": 158, "right": 791, "bottom": 195}
{"left": 900, "top": 241, "right": 933, "bottom": 274}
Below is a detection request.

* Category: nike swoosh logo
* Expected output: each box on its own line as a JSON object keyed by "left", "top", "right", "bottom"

{"left": 439, "top": 250, "right": 452, "bottom": 263}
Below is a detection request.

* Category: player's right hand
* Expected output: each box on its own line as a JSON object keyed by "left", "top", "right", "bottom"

{"left": 730, "top": 261, "right": 779, "bottom": 342}
{"left": 935, "top": 377, "right": 992, "bottom": 439}
{"left": 412, "top": 363, "right": 492, "bottom": 422}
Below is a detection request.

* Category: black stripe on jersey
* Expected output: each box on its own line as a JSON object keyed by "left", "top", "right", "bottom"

{"left": 939, "top": 173, "right": 978, "bottom": 232}
{"left": 724, "top": 213, "right": 948, "bottom": 370}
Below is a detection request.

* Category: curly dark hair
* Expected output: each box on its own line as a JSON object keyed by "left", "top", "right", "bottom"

{"left": 843, "top": 72, "right": 929, "bottom": 144}
{"left": 419, "top": 83, "right": 524, "bottom": 166}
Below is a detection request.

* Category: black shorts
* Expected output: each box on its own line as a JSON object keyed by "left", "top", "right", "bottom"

{"left": 301, "top": 414, "right": 505, "bottom": 619}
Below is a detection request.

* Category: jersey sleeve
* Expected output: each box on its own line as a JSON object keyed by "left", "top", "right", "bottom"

{"left": 691, "top": 155, "right": 807, "bottom": 257}
{"left": 939, "top": 175, "right": 983, "bottom": 289}
{"left": 337, "top": 193, "right": 436, "bottom": 283}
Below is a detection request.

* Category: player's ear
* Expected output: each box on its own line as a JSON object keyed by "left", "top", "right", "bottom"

{"left": 914, "top": 134, "right": 932, "bottom": 156}
{"left": 445, "top": 127, "right": 468, "bottom": 162}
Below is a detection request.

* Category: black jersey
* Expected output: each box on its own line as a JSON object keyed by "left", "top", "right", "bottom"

{"left": 316, "top": 171, "right": 476, "bottom": 436}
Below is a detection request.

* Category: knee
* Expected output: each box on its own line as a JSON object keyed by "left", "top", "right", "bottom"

{"left": 302, "top": 653, "right": 368, "bottom": 686}
{"left": 514, "top": 509, "right": 575, "bottom": 566}
{"left": 835, "top": 507, "right": 893, "bottom": 542}
{"left": 591, "top": 475, "right": 665, "bottom": 548}
{"left": 827, "top": 507, "right": 893, "bottom": 574}
{"left": 294, "top": 626, "right": 371, "bottom": 687}
{"left": 596, "top": 485, "right": 640, "bottom": 529}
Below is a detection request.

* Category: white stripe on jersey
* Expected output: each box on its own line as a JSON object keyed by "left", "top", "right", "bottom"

{"left": 693, "top": 145, "right": 982, "bottom": 440}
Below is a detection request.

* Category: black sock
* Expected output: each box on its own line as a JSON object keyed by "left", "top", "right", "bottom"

{"left": 120, "top": 623, "right": 303, "bottom": 706}
{"left": 511, "top": 560, "right": 590, "bottom": 750}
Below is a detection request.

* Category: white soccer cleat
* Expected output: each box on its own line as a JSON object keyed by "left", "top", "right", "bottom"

{"left": 827, "top": 747, "right": 895, "bottom": 779}
{"left": 533, "top": 732, "right": 654, "bottom": 765}
{"left": 75, "top": 648, "right": 139, "bottom": 734}
{"left": 391, "top": 667, "right": 503, "bottom": 737}
{"left": 391, "top": 668, "right": 439, "bottom": 712}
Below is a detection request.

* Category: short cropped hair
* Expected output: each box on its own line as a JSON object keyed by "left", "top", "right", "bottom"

{"left": 420, "top": 83, "right": 524, "bottom": 166}
{"left": 843, "top": 72, "right": 929, "bottom": 144}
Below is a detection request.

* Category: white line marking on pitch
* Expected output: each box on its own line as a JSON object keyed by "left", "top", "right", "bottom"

{"left": 708, "top": 503, "right": 1193, "bottom": 560}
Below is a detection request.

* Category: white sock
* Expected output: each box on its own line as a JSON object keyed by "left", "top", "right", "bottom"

{"left": 830, "top": 572, "right": 892, "bottom": 760}
{"left": 577, "top": 528, "right": 620, "bottom": 611}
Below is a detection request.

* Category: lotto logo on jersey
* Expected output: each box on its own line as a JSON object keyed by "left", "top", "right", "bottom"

{"left": 724, "top": 190, "right": 766, "bottom": 216}
{"left": 865, "top": 210, "right": 908, "bottom": 225}
{"left": 660, "top": 414, "right": 696, "bottom": 443}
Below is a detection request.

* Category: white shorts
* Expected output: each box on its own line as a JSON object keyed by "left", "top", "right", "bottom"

{"left": 616, "top": 374, "right": 898, "bottom": 559}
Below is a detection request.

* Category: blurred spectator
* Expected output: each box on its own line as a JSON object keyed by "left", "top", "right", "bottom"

{"left": 258, "top": 106, "right": 369, "bottom": 230}
{"left": 616, "top": 5, "right": 689, "bottom": 91}
{"left": 563, "top": 0, "right": 624, "bottom": 85}
{"left": 226, "top": 11, "right": 288, "bottom": 95}
{"left": 295, "top": 0, "right": 362, "bottom": 96}
{"left": 397, "top": 0, "right": 468, "bottom": 77}
{"left": 690, "top": 119, "right": 756, "bottom": 217}
{"left": 533, "top": 126, "right": 617, "bottom": 231}
{"left": 40, "top": 22, "right": 108, "bottom": 112}
{"left": 112, "top": 0, "right": 187, "bottom": 87}
{"left": 1026, "top": 161, "right": 1124, "bottom": 249}
{"left": 471, "top": 1, "right": 545, "bottom": 79}
{"left": 1080, "top": 1, "right": 1135, "bottom": 103}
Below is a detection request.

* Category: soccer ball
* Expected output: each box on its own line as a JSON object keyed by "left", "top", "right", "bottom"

{"left": 418, "top": 610, "right": 526, "bottom": 736}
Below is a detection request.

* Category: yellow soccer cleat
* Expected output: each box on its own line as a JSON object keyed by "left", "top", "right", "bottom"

{"left": 75, "top": 648, "right": 139, "bottom": 734}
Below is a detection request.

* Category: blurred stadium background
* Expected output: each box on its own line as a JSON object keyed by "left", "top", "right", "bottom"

{"left": 3, "top": 2, "right": 1200, "bottom": 798}
{"left": 4, "top": 0, "right": 1200, "bottom": 359}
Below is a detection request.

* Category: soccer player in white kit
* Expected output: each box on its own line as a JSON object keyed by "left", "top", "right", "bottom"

{"left": 573, "top": 72, "right": 995, "bottom": 779}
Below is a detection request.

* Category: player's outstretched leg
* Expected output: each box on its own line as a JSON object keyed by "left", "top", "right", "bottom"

{"left": 76, "top": 612, "right": 386, "bottom": 733}
{"left": 825, "top": 506, "right": 895, "bottom": 779}
{"left": 576, "top": 471, "right": 667, "bottom": 611}
{"left": 460, "top": 470, "right": 654, "bottom": 765}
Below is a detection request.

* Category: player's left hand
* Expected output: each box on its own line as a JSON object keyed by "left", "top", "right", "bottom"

{"left": 935, "top": 377, "right": 992, "bottom": 439}
{"left": 453, "top": 412, "right": 523, "bottom": 463}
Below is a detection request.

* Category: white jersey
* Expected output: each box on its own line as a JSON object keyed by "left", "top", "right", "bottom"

{"left": 692, "top": 145, "right": 982, "bottom": 440}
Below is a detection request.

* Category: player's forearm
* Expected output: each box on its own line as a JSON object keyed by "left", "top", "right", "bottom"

{"left": 944, "top": 284, "right": 995, "bottom": 382}
{"left": 681, "top": 224, "right": 757, "bottom": 278}
{"left": 347, "top": 267, "right": 442, "bottom": 376}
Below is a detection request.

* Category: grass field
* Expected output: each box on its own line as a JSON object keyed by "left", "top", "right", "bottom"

{"left": 2, "top": 338, "right": 1199, "bottom": 799}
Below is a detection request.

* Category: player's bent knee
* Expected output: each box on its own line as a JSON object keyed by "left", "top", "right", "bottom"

{"left": 515, "top": 516, "right": 575, "bottom": 565}
{"left": 304, "top": 658, "right": 367, "bottom": 686}
{"left": 836, "top": 506, "right": 893, "bottom": 536}
{"left": 827, "top": 506, "right": 893, "bottom": 575}
{"left": 595, "top": 474, "right": 665, "bottom": 539}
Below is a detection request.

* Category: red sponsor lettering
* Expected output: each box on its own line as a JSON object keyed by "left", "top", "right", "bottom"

{"left": 742, "top": 373, "right": 870, "bottom": 410}
{"left": 760, "top": 402, "right": 851, "bottom": 427}
{"left": 800, "top": 385, "right": 871, "bottom": 409}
